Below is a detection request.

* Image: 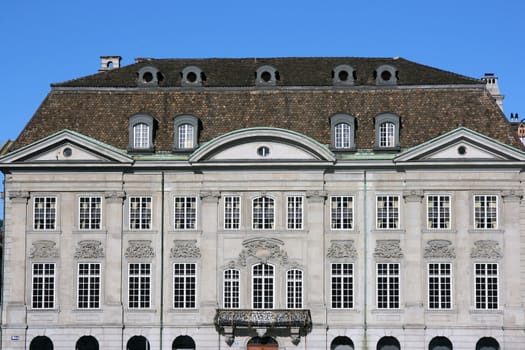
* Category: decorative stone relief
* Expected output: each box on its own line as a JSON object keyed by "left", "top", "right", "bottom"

{"left": 403, "top": 190, "right": 424, "bottom": 203}
{"left": 471, "top": 240, "right": 503, "bottom": 260}
{"left": 74, "top": 240, "right": 104, "bottom": 259}
{"left": 327, "top": 240, "right": 357, "bottom": 259}
{"left": 170, "top": 240, "right": 201, "bottom": 259}
{"left": 30, "top": 240, "right": 59, "bottom": 259}
{"left": 374, "top": 240, "right": 403, "bottom": 259}
{"left": 200, "top": 191, "right": 220, "bottom": 203}
{"left": 502, "top": 190, "right": 523, "bottom": 202}
{"left": 105, "top": 191, "right": 126, "bottom": 203}
{"left": 238, "top": 238, "right": 288, "bottom": 266}
{"left": 424, "top": 240, "right": 456, "bottom": 259}
{"left": 125, "top": 240, "right": 155, "bottom": 259}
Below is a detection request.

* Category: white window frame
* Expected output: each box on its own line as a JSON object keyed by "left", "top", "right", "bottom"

{"left": 426, "top": 195, "right": 451, "bottom": 230}
{"left": 330, "top": 196, "right": 354, "bottom": 230}
{"left": 474, "top": 263, "right": 499, "bottom": 310}
{"left": 286, "top": 196, "right": 304, "bottom": 230}
{"left": 173, "top": 263, "right": 197, "bottom": 309}
{"left": 252, "top": 197, "right": 275, "bottom": 230}
{"left": 128, "top": 263, "right": 151, "bottom": 309}
{"left": 252, "top": 263, "right": 274, "bottom": 309}
{"left": 79, "top": 196, "right": 102, "bottom": 230}
{"left": 133, "top": 122, "right": 150, "bottom": 149}
{"left": 379, "top": 122, "right": 396, "bottom": 147}
{"left": 178, "top": 124, "right": 195, "bottom": 149}
{"left": 376, "top": 263, "right": 400, "bottom": 309}
{"left": 174, "top": 196, "right": 197, "bottom": 230}
{"left": 31, "top": 263, "right": 56, "bottom": 309}
{"left": 286, "top": 269, "right": 303, "bottom": 309}
{"left": 474, "top": 195, "right": 498, "bottom": 229}
{"left": 223, "top": 269, "right": 240, "bottom": 309}
{"left": 77, "top": 263, "right": 101, "bottom": 309}
{"left": 331, "top": 263, "right": 354, "bottom": 309}
{"left": 376, "top": 195, "right": 400, "bottom": 229}
{"left": 427, "top": 263, "right": 452, "bottom": 310}
{"left": 129, "top": 196, "right": 152, "bottom": 230}
{"left": 33, "top": 196, "right": 57, "bottom": 230}
{"left": 224, "top": 196, "right": 241, "bottom": 230}
{"left": 334, "top": 123, "right": 351, "bottom": 149}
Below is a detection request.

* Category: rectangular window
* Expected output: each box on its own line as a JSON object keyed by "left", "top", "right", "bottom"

{"left": 173, "top": 263, "right": 197, "bottom": 309}
{"left": 32, "top": 263, "right": 55, "bottom": 309}
{"left": 79, "top": 196, "right": 102, "bottom": 230}
{"left": 331, "top": 263, "right": 353, "bottom": 309}
{"left": 33, "top": 197, "right": 57, "bottom": 230}
{"left": 252, "top": 197, "right": 275, "bottom": 230}
{"left": 376, "top": 195, "right": 399, "bottom": 229}
{"left": 178, "top": 124, "right": 194, "bottom": 149}
{"left": 475, "top": 263, "right": 498, "bottom": 309}
{"left": 77, "top": 263, "right": 101, "bottom": 309}
{"left": 174, "top": 196, "right": 197, "bottom": 230}
{"left": 427, "top": 195, "right": 450, "bottom": 229}
{"left": 128, "top": 263, "right": 151, "bottom": 309}
{"left": 252, "top": 264, "right": 274, "bottom": 309}
{"left": 287, "top": 269, "right": 303, "bottom": 309}
{"left": 223, "top": 269, "right": 240, "bottom": 309}
{"left": 133, "top": 123, "right": 150, "bottom": 149}
{"left": 331, "top": 196, "right": 353, "bottom": 230}
{"left": 129, "top": 197, "right": 152, "bottom": 230}
{"left": 377, "top": 263, "right": 400, "bottom": 309}
{"left": 287, "top": 196, "right": 303, "bottom": 230}
{"left": 428, "top": 263, "right": 452, "bottom": 309}
{"left": 474, "top": 195, "right": 498, "bottom": 229}
{"left": 224, "top": 196, "right": 241, "bottom": 230}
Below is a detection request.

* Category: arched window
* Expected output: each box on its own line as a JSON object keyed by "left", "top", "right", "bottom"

{"left": 223, "top": 268, "right": 240, "bottom": 308}
{"left": 379, "top": 122, "right": 395, "bottom": 147}
{"left": 377, "top": 336, "right": 401, "bottom": 350}
{"left": 127, "top": 336, "right": 150, "bottom": 350}
{"left": 76, "top": 336, "right": 99, "bottom": 350}
{"left": 252, "top": 196, "right": 275, "bottom": 230}
{"left": 475, "top": 337, "right": 499, "bottom": 350}
{"left": 173, "top": 335, "right": 196, "bottom": 349}
{"left": 30, "top": 336, "right": 53, "bottom": 350}
{"left": 134, "top": 123, "right": 150, "bottom": 149}
{"left": 173, "top": 115, "right": 199, "bottom": 151}
{"left": 374, "top": 113, "right": 400, "bottom": 149}
{"left": 178, "top": 124, "right": 194, "bottom": 149}
{"left": 252, "top": 263, "right": 274, "bottom": 309}
{"left": 428, "top": 336, "right": 452, "bottom": 350}
{"left": 128, "top": 114, "right": 155, "bottom": 152}
{"left": 286, "top": 269, "right": 303, "bottom": 309}
{"left": 331, "top": 336, "right": 355, "bottom": 350}
{"left": 330, "top": 114, "right": 356, "bottom": 150}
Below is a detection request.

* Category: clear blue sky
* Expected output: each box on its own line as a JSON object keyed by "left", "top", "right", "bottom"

{"left": 0, "top": 0, "right": 523, "bottom": 146}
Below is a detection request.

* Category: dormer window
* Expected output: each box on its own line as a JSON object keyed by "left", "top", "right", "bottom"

{"left": 330, "top": 114, "right": 356, "bottom": 150}
{"left": 137, "top": 66, "right": 163, "bottom": 86}
{"left": 129, "top": 114, "right": 156, "bottom": 152}
{"left": 181, "top": 66, "right": 205, "bottom": 86}
{"left": 255, "top": 65, "right": 279, "bottom": 86}
{"left": 332, "top": 65, "right": 356, "bottom": 86}
{"left": 374, "top": 65, "right": 398, "bottom": 85}
{"left": 374, "top": 113, "right": 400, "bottom": 150}
{"left": 174, "top": 115, "right": 199, "bottom": 151}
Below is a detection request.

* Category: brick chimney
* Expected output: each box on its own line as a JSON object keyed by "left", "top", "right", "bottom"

{"left": 99, "top": 56, "right": 122, "bottom": 72}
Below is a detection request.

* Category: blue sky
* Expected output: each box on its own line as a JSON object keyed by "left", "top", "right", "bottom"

{"left": 0, "top": 0, "right": 523, "bottom": 147}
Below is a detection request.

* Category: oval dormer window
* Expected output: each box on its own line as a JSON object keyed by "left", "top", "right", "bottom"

{"left": 255, "top": 65, "right": 279, "bottom": 86}
{"left": 181, "top": 66, "right": 205, "bottom": 86}
{"left": 137, "top": 66, "right": 163, "bottom": 86}
{"left": 374, "top": 65, "right": 398, "bottom": 86}
{"left": 332, "top": 64, "right": 356, "bottom": 86}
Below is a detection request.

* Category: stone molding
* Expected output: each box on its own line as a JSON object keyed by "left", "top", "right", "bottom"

{"left": 403, "top": 190, "right": 424, "bottom": 203}
{"left": 125, "top": 240, "right": 155, "bottom": 259}
{"left": 200, "top": 191, "right": 221, "bottom": 203}
{"left": 105, "top": 191, "right": 126, "bottom": 203}
{"left": 30, "top": 240, "right": 59, "bottom": 259}
{"left": 8, "top": 191, "right": 30, "bottom": 204}
{"left": 74, "top": 240, "right": 104, "bottom": 259}
{"left": 424, "top": 240, "right": 456, "bottom": 259}
{"left": 327, "top": 240, "right": 357, "bottom": 259}
{"left": 170, "top": 240, "right": 201, "bottom": 259}
{"left": 238, "top": 238, "right": 288, "bottom": 266}
{"left": 374, "top": 240, "right": 403, "bottom": 259}
{"left": 502, "top": 190, "right": 523, "bottom": 203}
{"left": 471, "top": 240, "right": 503, "bottom": 260}
{"left": 306, "top": 190, "right": 327, "bottom": 202}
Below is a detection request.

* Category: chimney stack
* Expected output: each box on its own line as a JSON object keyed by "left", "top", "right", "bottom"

{"left": 481, "top": 73, "right": 504, "bottom": 112}
{"left": 99, "top": 56, "right": 122, "bottom": 72}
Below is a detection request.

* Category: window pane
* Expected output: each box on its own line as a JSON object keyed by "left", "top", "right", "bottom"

{"left": 331, "top": 263, "right": 353, "bottom": 309}
{"left": 376, "top": 195, "right": 399, "bottom": 229}
{"left": 174, "top": 197, "right": 197, "bottom": 230}
{"left": 34, "top": 197, "right": 57, "bottom": 230}
{"left": 133, "top": 123, "right": 150, "bottom": 149}
{"left": 128, "top": 263, "right": 151, "bottom": 308}
{"left": 252, "top": 197, "right": 274, "bottom": 230}
{"left": 129, "top": 197, "right": 152, "bottom": 230}
{"left": 79, "top": 196, "right": 102, "bottom": 230}
{"left": 223, "top": 269, "right": 240, "bottom": 308}
{"left": 224, "top": 196, "right": 241, "bottom": 230}
{"left": 335, "top": 123, "right": 351, "bottom": 148}
{"left": 174, "top": 263, "right": 197, "bottom": 309}
{"left": 287, "top": 196, "right": 303, "bottom": 230}
{"left": 178, "top": 124, "right": 194, "bottom": 148}
{"left": 379, "top": 122, "right": 395, "bottom": 147}
{"left": 331, "top": 196, "right": 353, "bottom": 230}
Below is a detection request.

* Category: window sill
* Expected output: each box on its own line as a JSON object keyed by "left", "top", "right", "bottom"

{"left": 169, "top": 308, "right": 199, "bottom": 313}
{"left": 421, "top": 229, "right": 457, "bottom": 234}
{"left": 468, "top": 229, "right": 504, "bottom": 234}
{"left": 371, "top": 229, "right": 406, "bottom": 234}
{"left": 469, "top": 309, "right": 502, "bottom": 314}
{"left": 371, "top": 308, "right": 404, "bottom": 314}
{"left": 27, "top": 230, "right": 62, "bottom": 235}
{"left": 123, "top": 230, "right": 158, "bottom": 234}
{"left": 72, "top": 230, "right": 107, "bottom": 235}
{"left": 125, "top": 308, "right": 157, "bottom": 313}
{"left": 72, "top": 308, "right": 102, "bottom": 313}
{"left": 168, "top": 229, "right": 202, "bottom": 234}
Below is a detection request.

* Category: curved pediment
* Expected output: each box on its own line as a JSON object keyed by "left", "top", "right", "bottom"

{"left": 189, "top": 128, "right": 335, "bottom": 163}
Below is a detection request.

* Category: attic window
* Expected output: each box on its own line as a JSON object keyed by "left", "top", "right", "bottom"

{"left": 137, "top": 66, "right": 163, "bottom": 86}
{"left": 374, "top": 113, "right": 401, "bottom": 150}
{"left": 181, "top": 66, "right": 205, "bottom": 86}
{"left": 173, "top": 115, "right": 200, "bottom": 151}
{"left": 375, "top": 65, "right": 398, "bottom": 86}
{"left": 128, "top": 114, "right": 156, "bottom": 152}
{"left": 256, "top": 65, "right": 279, "bottom": 86}
{"left": 332, "top": 64, "right": 356, "bottom": 86}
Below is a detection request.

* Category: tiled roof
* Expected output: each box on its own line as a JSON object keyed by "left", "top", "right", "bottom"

{"left": 53, "top": 57, "right": 481, "bottom": 88}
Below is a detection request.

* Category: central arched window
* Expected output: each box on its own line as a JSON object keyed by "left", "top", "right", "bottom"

{"left": 429, "top": 336, "right": 452, "bottom": 350}
{"left": 172, "top": 335, "right": 196, "bottom": 350}
{"left": 30, "top": 336, "right": 53, "bottom": 350}
{"left": 127, "top": 336, "right": 150, "bottom": 350}
{"left": 252, "top": 263, "right": 274, "bottom": 309}
{"left": 76, "top": 336, "right": 99, "bottom": 350}
{"left": 252, "top": 197, "right": 275, "bottom": 230}
{"left": 476, "top": 337, "right": 499, "bottom": 350}
{"left": 377, "top": 336, "right": 401, "bottom": 350}
{"left": 331, "top": 336, "right": 355, "bottom": 350}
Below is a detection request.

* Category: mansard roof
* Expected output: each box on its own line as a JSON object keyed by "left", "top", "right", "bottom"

{"left": 9, "top": 57, "right": 522, "bottom": 152}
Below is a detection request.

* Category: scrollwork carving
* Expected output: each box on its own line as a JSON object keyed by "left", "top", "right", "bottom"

{"left": 74, "top": 240, "right": 104, "bottom": 259}
{"left": 471, "top": 240, "right": 503, "bottom": 260}
{"left": 374, "top": 240, "right": 403, "bottom": 259}
{"left": 30, "top": 240, "right": 59, "bottom": 259}
{"left": 238, "top": 238, "right": 288, "bottom": 266}
{"left": 125, "top": 240, "right": 155, "bottom": 259}
{"left": 327, "top": 240, "right": 357, "bottom": 259}
{"left": 170, "top": 240, "right": 201, "bottom": 259}
{"left": 424, "top": 240, "right": 456, "bottom": 259}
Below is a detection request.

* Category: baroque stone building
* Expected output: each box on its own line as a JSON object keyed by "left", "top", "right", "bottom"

{"left": 1, "top": 56, "right": 524, "bottom": 350}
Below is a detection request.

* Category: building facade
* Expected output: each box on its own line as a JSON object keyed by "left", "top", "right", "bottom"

{"left": 1, "top": 57, "right": 524, "bottom": 350}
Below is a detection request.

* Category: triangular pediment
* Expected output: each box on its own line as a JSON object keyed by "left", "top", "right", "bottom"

{"left": 0, "top": 130, "right": 132, "bottom": 165}
{"left": 190, "top": 128, "right": 335, "bottom": 164}
{"left": 395, "top": 127, "right": 525, "bottom": 163}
